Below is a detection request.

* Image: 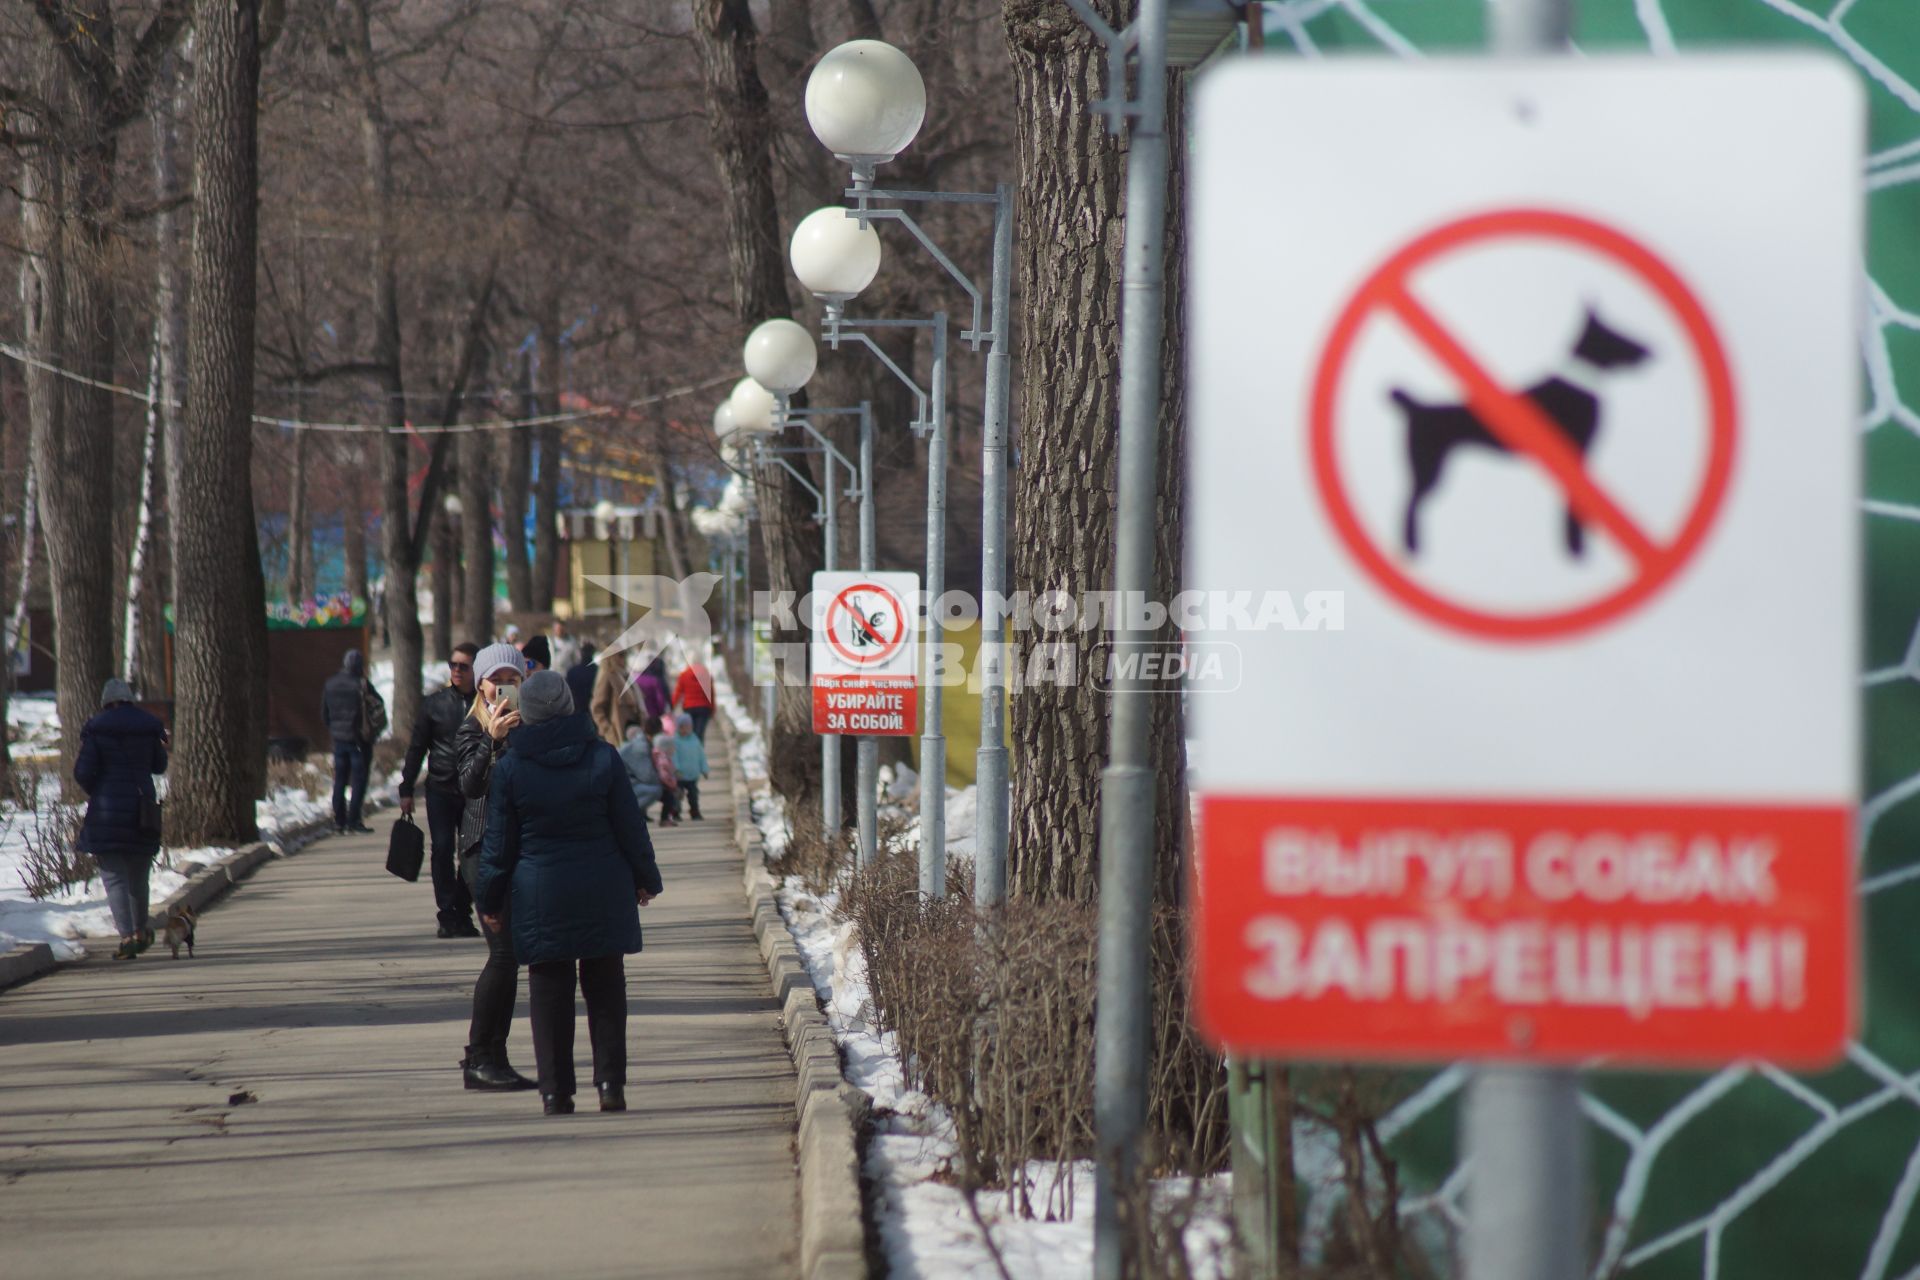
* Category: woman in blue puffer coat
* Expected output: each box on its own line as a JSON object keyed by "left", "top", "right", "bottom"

{"left": 74, "top": 678, "right": 169, "bottom": 960}
{"left": 474, "top": 670, "right": 663, "bottom": 1116}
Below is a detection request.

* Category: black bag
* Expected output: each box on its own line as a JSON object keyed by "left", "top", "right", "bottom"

{"left": 138, "top": 795, "right": 163, "bottom": 839}
{"left": 385, "top": 814, "right": 425, "bottom": 882}
{"left": 359, "top": 680, "right": 389, "bottom": 743}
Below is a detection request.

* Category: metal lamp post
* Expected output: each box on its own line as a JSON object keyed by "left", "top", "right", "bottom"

{"left": 791, "top": 203, "right": 952, "bottom": 883}
{"left": 804, "top": 41, "right": 1017, "bottom": 906}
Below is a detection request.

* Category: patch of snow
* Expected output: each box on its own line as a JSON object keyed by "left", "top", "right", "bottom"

{"left": 7, "top": 693, "right": 61, "bottom": 760}
{"left": 711, "top": 660, "right": 1231, "bottom": 1277}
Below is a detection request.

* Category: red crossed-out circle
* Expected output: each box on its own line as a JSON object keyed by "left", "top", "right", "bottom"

{"left": 1308, "top": 208, "right": 1738, "bottom": 642}
{"left": 824, "top": 582, "right": 908, "bottom": 667}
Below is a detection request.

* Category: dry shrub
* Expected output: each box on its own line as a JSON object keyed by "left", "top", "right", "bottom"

{"left": 843, "top": 847, "right": 1229, "bottom": 1247}
{"left": 768, "top": 798, "right": 856, "bottom": 897}
{"left": 13, "top": 769, "right": 90, "bottom": 901}
{"left": 266, "top": 755, "right": 327, "bottom": 800}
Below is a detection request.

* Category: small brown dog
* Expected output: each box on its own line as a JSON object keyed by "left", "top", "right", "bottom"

{"left": 159, "top": 906, "right": 197, "bottom": 959}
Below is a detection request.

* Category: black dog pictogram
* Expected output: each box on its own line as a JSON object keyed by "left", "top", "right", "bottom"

{"left": 1390, "top": 308, "right": 1652, "bottom": 558}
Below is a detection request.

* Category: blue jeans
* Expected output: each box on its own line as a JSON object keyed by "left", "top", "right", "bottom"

{"left": 95, "top": 852, "right": 153, "bottom": 938}
{"left": 331, "top": 741, "right": 370, "bottom": 828}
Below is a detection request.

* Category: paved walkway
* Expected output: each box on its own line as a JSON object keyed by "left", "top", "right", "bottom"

{"left": 0, "top": 745, "right": 799, "bottom": 1279}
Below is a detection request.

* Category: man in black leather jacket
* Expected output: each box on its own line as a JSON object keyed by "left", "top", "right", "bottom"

{"left": 400, "top": 642, "right": 481, "bottom": 938}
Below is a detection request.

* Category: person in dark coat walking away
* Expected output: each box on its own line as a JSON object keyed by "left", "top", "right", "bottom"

{"left": 321, "top": 649, "right": 378, "bottom": 834}
{"left": 475, "top": 671, "right": 662, "bottom": 1115}
{"left": 75, "top": 679, "right": 169, "bottom": 960}
{"left": 400, "top": 641, "right": 480, "bottom": 938}
{"left": 564, "top": 642, "right": 598, "bottom": 713}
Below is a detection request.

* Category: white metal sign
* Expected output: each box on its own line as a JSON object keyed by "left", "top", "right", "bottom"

{"left": 811, "top": 570, "right": 920, "bottom": 736}
{"left": 1186, "top": 58, "right": 1863, "bottom": 1065}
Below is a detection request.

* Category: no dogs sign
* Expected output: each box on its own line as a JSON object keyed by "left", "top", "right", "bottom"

{"left": 1187, "top": 59, "right": 1864, "bottom": 1066}
{"left": 811, "top": 571, "right": 918, "bottom": 736}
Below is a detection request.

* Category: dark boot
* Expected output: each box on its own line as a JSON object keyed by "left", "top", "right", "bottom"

{"left": 542, "top": 1093, "right": 575, "bottom": 1116}
{"left": 489, "top": 1040, "right": 537, "bottom": 1091}
{"left": 597, "top": 1083, "right": 626, "bottom": 1112}
{"left": 462, "top": 1044, "right": 535, "bottom": 1092}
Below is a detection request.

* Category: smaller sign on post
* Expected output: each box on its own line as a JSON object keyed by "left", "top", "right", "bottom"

{"left": 811, "top": 571, "right": 919, "bottom": 736}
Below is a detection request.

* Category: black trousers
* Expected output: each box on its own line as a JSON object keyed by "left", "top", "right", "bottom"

{"left": 468, "top": 905, "right": 520, "bottom": 1053}
{"left": 330, "top": 741, "right": 369, "bottom": 827}
{"left": 424, "top": 788, "right": 472, "bottom": 927}
{"left": 681, "top": 779, "right": 701, "bottom": 819}
{"left": 527, "top": 955, "right": 626, "bottom": 1097}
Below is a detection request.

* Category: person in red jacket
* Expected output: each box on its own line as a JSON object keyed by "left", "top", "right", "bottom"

{"left": 671, "top": 658, "right": 714, "bottom": 742}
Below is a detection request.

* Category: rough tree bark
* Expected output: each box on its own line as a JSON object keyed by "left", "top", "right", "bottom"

{"left": 529, "top": 300, "right": 564, "bottom": 613}
{"left": 1002, "top": 1, "right": 1190, "bottom": 907}
{"left": 17, "top": 55, "right": 122, "bottom": 786}
{"left": 433, "top": 500, "right": 457, "bottom": 652}
{"left": 285, "top": 404, "right": 311, "bottom": 604}
{"left": 172, "top": 0, "right": 270, "bottom": 842}
{"left": 460, "top": 428, "right": 495, "bottom": 643}
{"left": 501, "top": 420, "right": 533, "bottom": 612}
{"left": 335, "top": 0, "right": 427, "bottom": 738}
{"left": 689, "top": 0, "right": 825, "bottom": 802}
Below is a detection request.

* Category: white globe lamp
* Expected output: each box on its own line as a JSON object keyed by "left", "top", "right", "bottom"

{"left": 743, "top": 319, "right": 818, "bottom": 396}
{"left": 713, "top": 399, "right": 738, "bottom": 439}
{"left": 727, "top": 376, "right": 780, "bottom": 434}
{"left": 790, "top": 206, "right": 882, "bottom": 301}
{"left": 804, "top": 40, "right": 926, "bottom": 165}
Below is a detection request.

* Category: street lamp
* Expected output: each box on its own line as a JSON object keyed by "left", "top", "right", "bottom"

{"left": 804, "top": 39, "right": 926, "bottom": 177}
{"left": 804, "top": 38, "right": 1015, "bottom": 906}
{"left": 713, "top": 399, "right": 738, "bottom": 440}
{"left": 791, "top": 199, "right": 951, "bottom": 878}
{"left": 743, "top": 318, "right": 818, "bottom": 396}
{"left": 738, "top": 321, "right": 877, "bottom": 853}
{"left": 791, "top": 207, "right": 883, "bottom": 303}
{"left": 727, "top": 376, "right": 780, "bottom": 434}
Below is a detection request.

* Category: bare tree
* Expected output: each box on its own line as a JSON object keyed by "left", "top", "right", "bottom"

{"left": 172, "top": 0, "right": 269, "bottom": 842}
{"left": 689, "top": 0, "right": 826, "bottom": 800}
{"left": 1001, "top": 1, "right": 1189, "bottom": 907}
{"left": 9, "top": 1, "right": 189, "bottom": 780}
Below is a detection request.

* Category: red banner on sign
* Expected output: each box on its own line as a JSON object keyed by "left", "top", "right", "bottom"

{"left": 812, "top": 673, "right": 917, "bottom": 736}
{"left": 1194, "top": 795, "right": 1854, "bottom": 1067}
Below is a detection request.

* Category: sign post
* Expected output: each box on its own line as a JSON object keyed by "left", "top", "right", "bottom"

{"left": 1190, "top": 55, "right": 1863, "bottom": 1279}
{"left": 812, "top": 571, "right": 920, "bottom": 852}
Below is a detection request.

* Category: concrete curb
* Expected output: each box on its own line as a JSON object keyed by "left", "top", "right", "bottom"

{"left": 1, "top": 808, "right": 344, "bottom": 988}
{"left": 721, "top": 714, "right": 871, "bottom": 1280}
{"left": 0, "top": 942, "right": 55, "bottom": 991}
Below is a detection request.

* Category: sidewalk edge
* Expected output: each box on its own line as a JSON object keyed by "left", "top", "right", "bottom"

{"left": 721, "top": 715, "right": 871, "bottom": 1280}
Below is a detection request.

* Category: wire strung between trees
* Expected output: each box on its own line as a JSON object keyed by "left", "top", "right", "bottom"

{"left": 0, "top": 339, "right": 733, "bottom": 434}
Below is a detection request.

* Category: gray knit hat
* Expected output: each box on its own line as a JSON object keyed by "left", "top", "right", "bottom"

{"left": 473, "top": 642, "right": 524, "bottom": 683}
{"left": 519, "top": 670, "right": 574, "bottom": 725}
{"left": 100, "top": 677, "right": 135, "bottom": 708}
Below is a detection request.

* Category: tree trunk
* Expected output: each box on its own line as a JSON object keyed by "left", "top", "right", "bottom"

{"left": 433, "top": 501, "right": 457, "bottom": 652}
{"left": 529, "top": 302, "right": 564, "bottom": 613}
{"left": 690, "top": 0, "right": 825, "bottom": 802}
{"left": 18, "top": 84, "right": 119, "bottom": 790}
{"left": 337, "top": 0, "right": 425, "bottom": 738}
{"left": 172, "top": 0, "right": 269, "bottom": 843}
{"left": 1002, "top": 2, "right": 1190, "bottom": 907}
{"left": 461, "top": 430, "right": 494, "bottom": 643}
{"left": 285, "top": 409, "right": 311, "bottom": 604}
{"left": 156, "top": 43, "right": 190, "bottom": 675}
{"left": 502, "top": 374, "right": 534, "bottom": 611}
{"left": 342, "top": 437, "right": 369, "bottom": 601}
{"left": 123, "top": 325, "right": 166, "bottom": 689}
